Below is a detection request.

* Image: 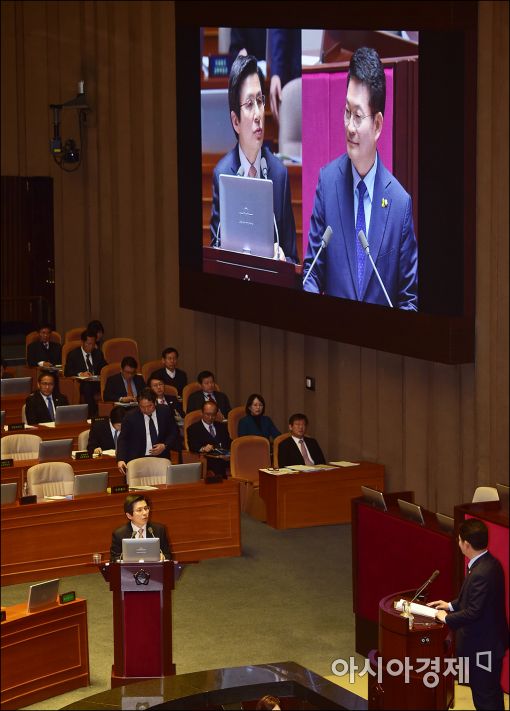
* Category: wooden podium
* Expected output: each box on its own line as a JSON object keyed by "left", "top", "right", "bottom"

{"left": 101, "top": 561, "right": 175, "bottom": 687}
{"left": 368, "top": 590, "right": 454, "bottom": 710}
{"left": 203, "top": 246, "right": 301, "bottom": 288}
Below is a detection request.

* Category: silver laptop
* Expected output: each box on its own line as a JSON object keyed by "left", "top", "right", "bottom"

{"left": 73, "top": 471, "right": 108, "bottom": 495}
{"left": 122, "top": 537, "right": 161, "bottom": 563}
{"left": 167, "top": 462, "right": 202, "bottom": 485}
{"left": 1, "top": 482, "right": 18, "bottom": 505}
{"left": 398, "top": 498, "right": 425, "bottom": 525}
{"left": 218, "top": 174, "right": 274, "bottom": 258}
{"left": 1, "top": 377, "right": 32, "bottom": 396}
{"left": 38, "top": 438, "right": 73, "bottom": 461}
{"left": 361, "top": 485, "right": 387, "bottom": 512}
{"left": 201, "top": 88, "right": 236, "bottom": 154}
{"left": 55, "top": 403, "right": 88, "bottom": 424}
{"left": 27, "top": 578, "right": 60, "bottom": 613}
{"left": 435, "top": 512, "right": 454, "bottom": 532}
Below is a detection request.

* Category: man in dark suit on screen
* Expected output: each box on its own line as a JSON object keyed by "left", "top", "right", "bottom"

{"left": 302, "top": 47, "right": 418, "bottom": 309}
{"left": 110, "top": 494, "right": 172, "bottom": 562}
{"left": 277, "top": 413, "right": 326, "bottom": 468}
{"left": 25, "top": 371, "right": 69, "bottom": 425}
{"left": 429, "top": 518, "right": 508, "bottom": 710}
{"left": 210, "top": 53, "right": 298, "bottom": 263}
{"left": 116, "top": 388, "right": 181, "bottom": 474}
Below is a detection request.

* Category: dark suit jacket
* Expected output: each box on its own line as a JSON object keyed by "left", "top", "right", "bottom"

{"left": 64, "top": 346, "right": 107, "bottom": 376}
{"left": 210, "top": 145, "right": 298, "bottom": 263}
{"left": 269, "top": 29, "right": 301, "bottom": 88}
{"left": 116, "top": 405, "right": 181, "bottom": 463}
{"left": 278, "top": 435, "right": 326, "bottom": 467}
{"left": 155, "top": 394, "right": 184, "bottom": 419}
{"left": 25, "top": 391, "right": 69, "bottom": 425}
{"left": 187, "top": 420, "right": 231, "bottom": 453}
{"left": 27, "top": 340, "right": 62, "bottom": 367}
{"left": 103, "top": 372, "right": 146, "bottom": 402}
{"left": 87, "top": 418, "right": 116, "bottom": 454}
{"left": 110, "top": 520, "right": 172, "bottom": 561}
{"left": 445, "top": 551, "right": 509, "bottom": 660}
{"left": 186, "top": 390, "right": 231, "bottom": 418}
{"left": 149, "top": 367, "right": 187, "bottom": 396}
{"left": 303, "top": 152, "right": 418, "bottom": 310}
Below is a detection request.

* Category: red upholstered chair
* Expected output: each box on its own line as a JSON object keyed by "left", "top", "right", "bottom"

{"left": 64, "top": 327, "right": 85, "bottom": 343}
{"left": 103, "top": 338, "right": 139, "bottom": 365}
{"left": 229, "top": 435, "right": 270, "bottom": 520}
{"left": 272, "top": 432, "right": 291, "bottom": 468}
{"left": 227, "top": 406, "right": 245, "bottom": 440}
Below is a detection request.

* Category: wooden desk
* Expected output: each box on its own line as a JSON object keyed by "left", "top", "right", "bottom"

{"left": 1, "top": 598, "right": 89, "bottom": 710}
{"left": 1, "top": 481, "right": 241, "bottom": 585}
{"left": 2, "top": 421, "right": 89, "bottom": 448}
{"left": 259, "top": 461, "right": 384, "bottom": 529}
{"left": 1, "top": 455, "right": 125, "bottom": 496}
{"left": 1, "top": 394, "right": 30, "bottom": 425}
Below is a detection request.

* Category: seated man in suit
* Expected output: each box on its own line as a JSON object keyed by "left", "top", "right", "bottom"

{"left": 64, "top": 329, "right": 108, "bottom": 416}
{"left": 149, "top": 347, "right": 188, "bottom": 397}
{"left": 186, "top": 400, "right": 231, "bottom": 479}
{"left": 278, "top": 413, "right": 326, "bottom": 468}
{"left": 186, "top": 370, "right": 231, "bottom": 419}
{"left": 103, "top": 356, "right": 145, "bottom": 403}
{"left": 26, "top": 324, "right": 62, "bottom": 367}
{"left": 210, "top": 53, "right": 298, "bottom": 263}
{"left": 116, "top": 388, "right": 181, "bottom": 474}
{"left": 87, "top": 405, "right": 126, "bottom": 455}
{"left": 148, "top": 375, "right": 184, "bottom": 419}
{"left": 25, "top": 371, "right": 69, "bottom": 425}
{"left": 110, "top": 494, "right": 172, "bottom": 562}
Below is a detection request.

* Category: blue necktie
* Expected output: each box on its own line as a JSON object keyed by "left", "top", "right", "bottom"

{"left": 46, "top": 396, "right": 55, "bottom": 421}
{"left": 355, "top": 180, "right": 367, "bottom": 295}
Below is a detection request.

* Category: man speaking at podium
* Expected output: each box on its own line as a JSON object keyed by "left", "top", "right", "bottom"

{"left": 428, "top": 518, "right": 508, "bottom": 710}
{"left": 210, "top": 53, "right": 298, "bottom": 264}
{"left": 110, "top": 494, "right": 171, "bottom": 562}
{"left": 302, "top": 47, "right": 418, "bottom": 309}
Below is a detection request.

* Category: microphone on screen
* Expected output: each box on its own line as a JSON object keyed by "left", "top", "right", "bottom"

{"left": 357, "top": 230, "right": 393, "bottom": 307}
{"left": 303, "top": 226, "right": 333, "bottom": 286}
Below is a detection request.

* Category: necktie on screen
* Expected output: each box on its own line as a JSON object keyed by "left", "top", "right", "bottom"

{"left": 149, "top": 416, "right": 158, "bottom": 446}
{"left": 248, "top": 164, "right": 257, "bottom": 177}
{"left": 46, "top": 396, "right": 55, "bottom": 421}
{"left": 137, "top": 528, "right": 144, "bottom": 538}
{"left": 209, "top": 423, "right": 216, "bottom": 438}
{"left": 86, "top": 354, "right": 93, "bottom": 373}
{"left": 299, "top": 439, "right": 313, "bottom": 466}
{"left": 355, "top": 180, "right": 367, "bottom": 295}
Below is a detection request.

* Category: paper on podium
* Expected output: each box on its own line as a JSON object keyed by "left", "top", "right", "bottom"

{"left": 329, "top": 460, "right": 360, "bottom": 467}
{"left": 395, "top": 599, "right": 438, "bottom": 619}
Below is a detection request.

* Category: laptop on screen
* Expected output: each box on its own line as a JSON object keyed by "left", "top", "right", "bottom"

{"left": 73, "top": 471, "right": 108, "bottom": 495}
{"left": 361, "top": 485, "right": 387, "bottom": 512}
{"left": 398, "top": 498, "right": 425, "bottom": 525}
{"left": 38, "top": 438, "right": 73, "bottom": 461}
{"left": 122, "top": 537, "right": 161, "bottom": 563}
{"left": 218, "top": 174, "right": 274, "bottom": 258}
{"left": 201, "top": 89, "right": 235, "bottom": 154}
{"left": 1, "top": 377, "right": 32, "bottom": 396}
{"left": 1, "top": 482, "right": 18, "bottom": 505}
{"left": 55, "top": 404, "right": 88, "bottom": 424}
{"left": 27, "top": 578, "right": 60, "bottom": 613}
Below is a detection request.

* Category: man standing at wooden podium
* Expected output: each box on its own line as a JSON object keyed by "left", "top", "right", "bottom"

{"left": 428, "top": 518, "right": 508, "bottom": 710}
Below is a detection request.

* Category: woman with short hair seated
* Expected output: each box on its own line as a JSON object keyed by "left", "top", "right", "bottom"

{"left": 238, "top": 393, "right": 280, "bottom": 441}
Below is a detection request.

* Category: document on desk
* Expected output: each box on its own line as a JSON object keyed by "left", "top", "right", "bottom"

{"left": 312, "top": 464, "right": 337, "bottom": 470}
{"left": 260, "top": 468, "right": 295, "bottom": 475}
{"left": 101, "top": 449, "right": 116, "bottom": 457}
{"left": 394, "top": 599, "right": 437, "bottom": 619}
{"left": 38, "top": 421, "right": 56, "bottom": 428}
{"left": 287, "top": 465, "right": 321, "bottom": 472}
{"left": 328, "top": 460, "right": 360, "bottom": 467}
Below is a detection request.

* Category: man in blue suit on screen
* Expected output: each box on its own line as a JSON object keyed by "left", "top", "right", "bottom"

{"left": 210, "top": 53, "right": 298, "bottom": 263}
{"left": 303, "top": 47, "right": 418, "bottom": 310}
